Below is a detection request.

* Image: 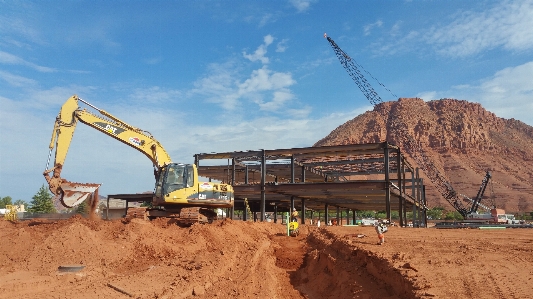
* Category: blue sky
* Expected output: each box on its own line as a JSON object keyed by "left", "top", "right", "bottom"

{"left": 1, "top": 0, "right": 532, "bottom": 202}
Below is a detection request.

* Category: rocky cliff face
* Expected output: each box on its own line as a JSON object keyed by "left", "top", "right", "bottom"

{"left": 315, "top": 98, "right": 533, "bottom": 213}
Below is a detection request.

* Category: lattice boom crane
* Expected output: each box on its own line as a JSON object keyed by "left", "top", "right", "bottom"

{"left": 324, "top": 33, "right": 486, "bottom": 217}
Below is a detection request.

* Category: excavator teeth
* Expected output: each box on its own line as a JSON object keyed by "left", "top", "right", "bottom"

{"left": 59, "top": 181, "right": 101, "bottom": 208}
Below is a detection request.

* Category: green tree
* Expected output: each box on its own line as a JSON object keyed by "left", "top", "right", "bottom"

{"left": 76, "top": 199, "right": 88, "bottom": 215}
{"left": 444, "top": 211, "right": 463, "bottom": 221}
{"left": 0, "top": 196, "right": 13, "bottom": 208}
{"left": 14, "top": 199, "right": 27, "bottom": 207}
{"left": 140, "top": 201, "right": 152, "bottom": 208}
{"left": 427, "top": 207, "right": 445, "bottom": 220}
{"left": 375, "top": 211, "right": 387, "bottom": 219}
{"left": 28, "top": 185, "right": 56, "bottom": 213}
{"left": 359, "top": 210, "right": 376, "bottom": 218}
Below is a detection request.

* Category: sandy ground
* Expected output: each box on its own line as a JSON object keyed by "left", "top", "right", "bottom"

{"left": 0, "top": 216, "right": 532, "bottom": 299}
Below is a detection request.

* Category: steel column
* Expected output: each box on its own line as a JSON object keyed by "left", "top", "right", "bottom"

{"left": 422, "top": 183, "right": 428, "bottom": 227}
{"left": 231, "top": 158, "right": 236, "bottom": 185}
{"left": 325, "top": 204, "right": 329, "bottom": 225}
{"left": 412, "top": 167, "right": 417, "bottom": 226}
{"left": 399, "top": 196, "right": 404, "bottom": 227}
{"left": 346, "top": 209, "right": 349, "bottom": 225}
{"left": 384, "top": 145, "right": 391, "bottom": 221}
{"left": 416, "top": 168, "right": 421, "bottom": 227}
{"left": 291, "top": 156, "right": 295, "bottom": 183}
{"left": 260, "top": 149, "right": 266, "bottom": 222}
{"left": 301, "top": 198, "right": 305, "bottom": 224}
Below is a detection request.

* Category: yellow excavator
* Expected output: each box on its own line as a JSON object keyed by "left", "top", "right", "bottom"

{"left": 44, "top": 95, "right": 234, "bottom": 224}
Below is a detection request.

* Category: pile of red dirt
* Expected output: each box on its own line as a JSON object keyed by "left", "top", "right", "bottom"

{"left": 1, "top": 216, "right": 532, "bottom": 298}
{"left": 315, "top": 98, "right": 533, "bottom": 213}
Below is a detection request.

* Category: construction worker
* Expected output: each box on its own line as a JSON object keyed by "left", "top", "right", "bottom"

{"left": 290, "top": 208, "right": 299, "bottom": 222}
{"left": 375, "top": 221, "right": 388, "bottom": 245}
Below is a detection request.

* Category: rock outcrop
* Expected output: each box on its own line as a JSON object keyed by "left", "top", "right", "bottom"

{"left": 315, "top": 98, "right": 533, "bottom": 213}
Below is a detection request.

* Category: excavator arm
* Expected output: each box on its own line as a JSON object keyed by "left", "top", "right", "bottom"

{"left": 44, "top": 95, "right": 172, "bottom": 207}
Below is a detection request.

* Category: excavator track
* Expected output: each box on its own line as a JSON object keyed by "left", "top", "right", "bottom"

{"left": 178, "top": 208, "right": 217, "bottom": 225}
{"left": 143, "top": 207, "right": 218, "bottom": 226}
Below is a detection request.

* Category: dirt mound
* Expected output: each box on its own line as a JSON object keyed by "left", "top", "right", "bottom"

{"left": 0, "top": 217, "right": 304, "bottom": 298}
{"left": 2, "top": 216, "right": 532, "bottom": 298}
{"left": 315, "top": 98, "right": 533, "bottom": 213}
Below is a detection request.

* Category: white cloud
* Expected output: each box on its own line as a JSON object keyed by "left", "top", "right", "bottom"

{"left": 193, "top": 36, "right": 297, "bottom": 112}
{"left": 238, "top": 67, "right": 296, "bottom": 111}
{"left": 0, "top": 5, "right": 45, "bottom": 47}
{"left": 191, "top": 63, "right": 297, "bottom": 112}
{"left": 390, "top": 21, "right": 403, "bottom": 37}
{"left": 369, "top": 0, "right": 533, "bottom": 58}
{"left": 416, "top": 91, "right": 438, "bottom": 101}
{"left": 289, "top": 0, "right": 315, "bottom": 13}
{"left": 0, "top": 70, "right": 37, "bottom": 87}
{"left": 364, "top": 20, "right": 383, "bottom": 36}
{"left": 474, "top": 61, "right": 533, "bottom": 123}
{"left": 32, "top": 86, "right": 98, "bottom": 110}
{"left": 276, "top": 39, "right": 289, "bottom": 52}
{"left": 128, "top": 87, "right": 182, "bottom": 105}
{"left": 190, "top": 61, "right": 241, "bottom": 110}
{"left": 259, "top": 14, "right": 274, "bottom": 27}
{"left": 0, "top": 51, "right": 56, "bottom": 72}
{"left": 426, "top": 0, "right": 533, "bottom": 57}
{"left": 257, "top": 89, "right": 295, "bottom": 111}
{"left": 243, "top": 35, "right": 274, "bottom": 64}
{"left": 180, "top": 107, "right": 369, "bottom": 157}
{"left": 239, "top": 67, "right": 295, "bottom": 94}
{"left": 417, "top": 61, "right": 533, "bottom": 126}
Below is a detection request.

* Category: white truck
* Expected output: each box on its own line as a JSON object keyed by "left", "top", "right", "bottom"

{"left": 361, "top": 218, "right": 378, "bottom": 226}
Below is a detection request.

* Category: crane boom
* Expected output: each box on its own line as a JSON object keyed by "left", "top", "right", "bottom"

{"left": 325, "top": 34, "right": 482, "bottom": 217}
{"left": 469, "top": 171, "right": 492, "bottom": 214}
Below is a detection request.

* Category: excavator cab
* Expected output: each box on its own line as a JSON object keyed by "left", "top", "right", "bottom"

{"left": 156, "top": 163, "right": 194, "bottom": 196}
{"left": 154, "top": 163, "right": 234, "bottom": 208}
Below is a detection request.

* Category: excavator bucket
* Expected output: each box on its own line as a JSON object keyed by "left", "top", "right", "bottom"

{"left": 58, "top": 181, "right": 101, "bottom": 208}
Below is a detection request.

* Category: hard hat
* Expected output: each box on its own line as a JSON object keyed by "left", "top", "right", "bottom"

{"left": 293, "top": 208, "right": 296, "bottom": 211}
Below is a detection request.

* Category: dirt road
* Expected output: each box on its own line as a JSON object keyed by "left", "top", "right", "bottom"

{"left": 0, "top": 216, "right": 531, "bottom": 298}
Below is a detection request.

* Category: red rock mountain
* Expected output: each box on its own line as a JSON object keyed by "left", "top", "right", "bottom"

{"left": 315, "top": 98, "right": 533, "bottom": 214}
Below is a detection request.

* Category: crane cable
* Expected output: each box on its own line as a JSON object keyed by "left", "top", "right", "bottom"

{"left": 325, "top": 33, "right": 474, "bottom": 214}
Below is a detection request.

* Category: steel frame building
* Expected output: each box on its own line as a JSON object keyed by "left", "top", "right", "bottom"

{"left": 195, "top": 142, "right": 428, "bottom": 227}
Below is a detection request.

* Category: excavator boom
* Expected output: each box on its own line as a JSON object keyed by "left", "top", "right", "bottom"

{"left": 44, "top": 95, "right": 234, "bottom": 218}
{"left": 44, "top": 95, "right": 171, "bottom": 207}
